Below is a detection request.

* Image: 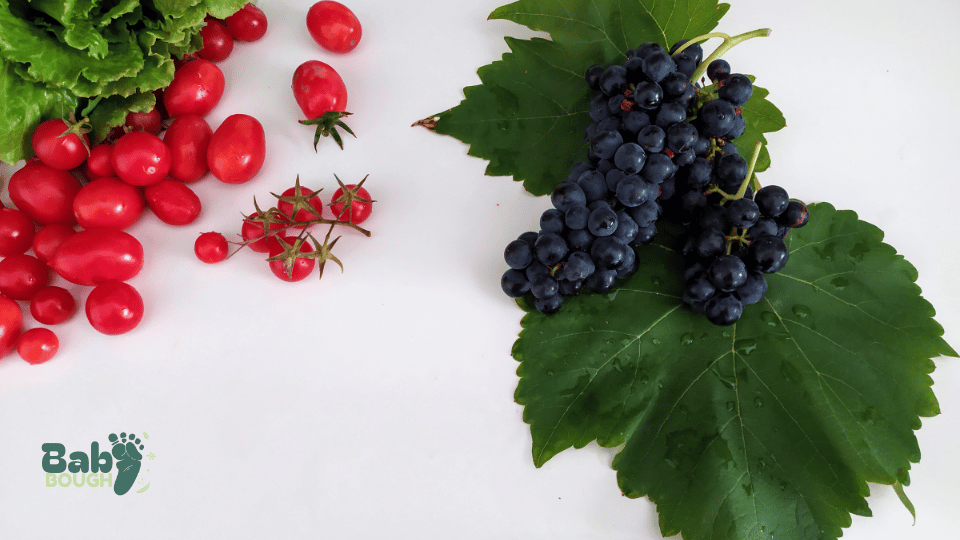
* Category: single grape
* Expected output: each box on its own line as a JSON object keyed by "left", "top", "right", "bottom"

{"left": 779, "top": 201, "right": 809, "bottom": 228}
{"left": 599, "top": 65, "right": 629, "bottom": 95}
{"left": 585, "top": 64, "right": 605, "bottom": 90}
{"left": 696, "top": 228, "right": 728, "bottom": 259}
{"left": 641, "top": 51, "right": 676, "bottom": 82}
{"left": 612, "top": 211, "right": 639, "bottom": 244}
{"left": 704, "top": 293, "right": 743, "bottom": 326}
{"left": 698, "top": 99, "right": 736, "bottom": 137}
{"left": 633, "top": 42, "right": 663, "bottom": 60}
{"left": 534, "top": 294, "right": 563, "bottom": 314}
{"left": 708, "top": 254, "right": 748, "bottom": 292}
{"left": 755, "top": 185, "right": 790, "bottom": 218}
{"left": 706, "top": 59, "right": 731, "bottom": 82}
{"left": 588, "top": 205, "right": 619, "bottom": 236}
{"left": 534, "top": 232, "right": 569, "bottom": 266}
{"left": 562, "top": 251, "right": 596, "bottom": 281}
{"left": 642, "top": 153, "right": 677, "bottom": 184}
{"left": 725, "top": 198, "right": 761, "bottom": 228}
{"left": 530, "top": 273, "right": 560, "bottom": 299}
{"left": 567, "top": 228, "right": 595, "bottom": 251}
{"left": 666, "top": 122, "right": 699, "bottom": 154}
{"left": 501, "top": 269, "right": 530, "bottom": 298}
{"left": 590, "top": 236, "right": 626, "bottom": 268}
{"left": 735, "top": 271, "right": 768, "bottom": 305}
{"left": 748, "top": 236, "right": 789, "bottom": 273}
{"left": 590, "top": 130, "right": 623, "bottom": 160}
{"left": 540, "top": 208, "right": 565, "bottom": 233}
{"left": 504, "top": 239, "right": 534, "bottom": 269}
{"left": 633, "top": 81, "right": 663, "bottom": 110}
{"left": 614, "top": 143, "right": 647, "bottom": 175}
{"left": 576, "top": 170, "right": 609, "bottom": 202}
{"left": 550, "top": 182, "right": 587, "bottom": 212}
{"left": 564, "top": 204, "right": 590, "bottom": 230}
{"left": 655, "top": 102, "right": 687, "bottom": 128}
{"left": 586, "top": 268, "right": 618, "bottom": 293}
{"left": 615, "top": 175, "right": 656, "bottom": 208}
{"left": 620, "top": 110, "right": 651, "bottom": 136}
{"left": 718, "top": 74, "right": 753, "bottom": 106}
{"left": 636, "top": 125, "right": 666, "bottom": 153}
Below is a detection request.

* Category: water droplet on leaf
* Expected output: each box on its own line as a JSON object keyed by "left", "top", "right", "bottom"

{"left": 792, "top": 305, "right": 811, "bottom": 319}
{"left": 680, "top": 333, "right": 695, "bottom": 346}
{"left": 753, "top": 396, "right": 764, "bottom": 408}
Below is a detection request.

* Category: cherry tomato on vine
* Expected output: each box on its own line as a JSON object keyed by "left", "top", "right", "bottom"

{"left": 163, "top": 59, "right": 225, "bottom": 118}
{"left": 85, "top": 280, "right": 144, "bottom": 335}
{"left": 0, "top": 296, "right": 23, "bottom": 358}
{"left": 6, "top": 162, "right": 81, "bottom": 225}
{"left": 292, "top": 60, "right": 347, "bottom": 120}
{"left": 31, "top": 118, "right": 90, "bottom": 170}
{"left": 30, "top": 286, "right": 77, "bottom": 325}
{"left": 277, "top": 185, "right": 324, "bottom": 224}
{"left": 329, "top": 183, "right": 373, "bottom": 224}
{"left": 207, "top": 114, "right": 266, "bottom": 184}
{"left": 199, "top": 18, "right": 234, "bottom": 62}
{"left": 0, "top": 208, "right": 36, "bottom": 257}
{"left": 241, "top": 212, "right": 286, "bottom": 253}
{"left": 144, "top": 179, "right": 202, "bottom": 225}
{"left": 31, "top": 224, "right": 76, "bottom": 265}
{"left": 306, "top": 1, "right": 362, "bottom": 53}
{"left": 72, "top": 177, "right": 145, "bottom": 229}
{"left": 267, "top": 236, "right": 316, "bottom": 282}
{"left": 49, "top": 228, "right": 144, "bottom": 286}
{"left": 111, "top": 131, "right": 172, "bottom": 186}
{"left": 17, "top": 328, "right": 59, "bottom": 365}
{"left": 0, "top": 254, "right": 49, "bottom": 301}
{"left": 194, "top": 232, "right": 229, "bottom": 263}
{"left": 164, "top": 114, "right": 213, "bottom": 183}
{"left": 225, "top": 3, "right": 268, "bottom": 41}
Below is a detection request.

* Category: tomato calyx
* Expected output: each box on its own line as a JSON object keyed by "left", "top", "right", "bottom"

{"left": 299, "top": 110, "right": 355, "bottom": 151}
{"left": 55, "top": 113, "right": 94, "bottom": 154}
{"left": 271, "top": 175, "right": 323, "bottom": 222}
{"left": 330, "top": 174, "right": 375, "bottom": 223}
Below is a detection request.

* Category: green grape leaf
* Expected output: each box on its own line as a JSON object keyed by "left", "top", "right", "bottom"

{"left": 424, "top": 0, "right": 785, "bottom": 195}
{"left": 512, "top": 202, "right": 956, "bottom": 540}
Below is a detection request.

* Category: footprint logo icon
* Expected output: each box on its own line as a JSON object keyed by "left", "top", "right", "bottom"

{"left": 109, "top": 432, "right": 144, "bottom": 496}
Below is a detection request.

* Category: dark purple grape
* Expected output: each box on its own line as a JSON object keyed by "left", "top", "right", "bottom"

{"left": 589, "top": 94, "right": 610, "bottom": 122}
{"left": 599, "top": 65, "right": 629, "bottom": 95}
{"left": 698, "top": 99, "right": 737, "bottom": 137}
{"left": 540, "top": 208, "right": 565, "bottom": 233}
{"left": 642, "top": 51, "right": 676, "bottom": 82}
{"left": 704, "top": 293, "right": 743, "bottom": 326}
{"left": 504, "top": 239, "right": 534, "bottom": 269}
{"left": 706, "top": 59, "right": 731, "bottom": 82}
{"left": 696, "top": 228, "right": 727, "bottom": 259}
{"left": 501, "top": 269, "right": 531, "bottom": 298}
{"left": 534, "top": 232, "right": 569, "bottom": 266}
{"left": 530, "top": 273, "right": 559, "bottom": 299}
{"left": 614, "top": 142, "right": 647, "bottom": 175}
{"left": 588, "top": 205, "right": 619, "bottom": 236}
{"left": 633, "top": 81, "right": 663, "bottom": 110}
{"left": 627, "top": 200, "right": 660, "bottom": 227}
{"left": 612, "top": 211, "right": 639, "bottom": 244}
{"left": 735, "top": 271, "right": 768, "bottom": 305}
{"left": 666, "top": 122, "right": 699, "bottom": 153}
{"left": 655, "top": 102, "right": 687, "bottom": 128}
{"left": 779, "top": 201, "right": 809, "bottom": 228}
{"left": 718, "top": 74, "right": 753, "bottom": 106}
{"left": 590, "top": 236, "right": 626, "bottom": 268}
{"left": 518, "top": 231, "right": 538, "bottom": 246}
{"left": 748, "top": 236, "right": 789, "bottom": 273}
{"left": 708, "top": 254, "right": 748, "bottom": 292}
{"left": 755, "top": 185, "right": 790, "bottom": 217}
{"left": 726, "top": 198, "right": 761, "bottom": 228}
{"left": 567, "top": 228, "right": 595, "bottom": 251}
{"left": 564, "top": 204, "right": 590, "bottom": 230}
{"left": 534, "top": 294, "right": 563, "bottom": 314}
{"left": 747, "top": 217, "right": 779, "bottom": 240}
{"left": 620, "top": 110, "right": 651, "bottom": 136}
{"left": 633, "top": 42, "right": 663, "bottom": 60}
{"left": 558, "top": 278, "right": 584, "bottom": 297}
{"left": 550, "top": 182, "right": 587, "bottom": 212}
{"left": 586, "top": 269, "right": 618, "bottom": 293}
{"left": 585, "top": 64, "right": 605, "bottom": 91}
{"left": 714, "top": 153, "right": 748, "bottom": 191}
{"left": 615, "top": 175, "right": 656, "bottom": 207}
{"left": 576, "top": 170, "right": 609, "bottom": 202}
{"left": 642, "top": 153, "right": 677, "bottom": 184}
{"left": 636, "top": 125, "right": 666, "bottom": 153}
{"left": 685, "top": 275, "right": 716, "bottom": 303}
{"left": 590, "top": 130, "right": 623, "bottom": 160}
{"left": 562, "top": 251, "right": 596, "bottom": 281}
{"left": 634, "top": 223, "right": 657, "bottom": 244}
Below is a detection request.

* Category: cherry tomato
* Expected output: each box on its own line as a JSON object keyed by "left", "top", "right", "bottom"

{"left": 17, "top": 327, "right": 59, "bottom": 365}
{"left": 163, "top": 59, "right": 225, "bottom": 118}
{"left": 31, "top": 224, "right": 76, "bottom": 264}
{"left": 207, "top": 114, "right": 266, "bottom": 184}
{"left": 31, "top": 118, "right": 90, "bottom": 170}
{"left": 329, "top": 183, "right": 373, "bottom": 224}
{"left": 85, "top": 143, "right": 115, "bottom": 178}
{"left": 241, "top": 212, "right": 286, "bottom": 253}
{"left": 291, "top": 60, "right": 347, "bottom": 120}
{"left": 72, "top": 177, "right": 145, "bottom": 229}
{"left": 144, "top": 179, "right": 202, "bottom": 225}
{"left": 163, "top": 114, "right": 213, "bottom": 183}
{"left": 85, "top": 280, "right": 143, "bottom": 335}
{"left": 0, "top": 254, "right": 49, "bottom": 301}
{"left": 7, "top": 162, "right": 82, "bottom": 225}
{"left": 225, "top": 3, "right": 268, "bottom": 41}
{"left": 267, "top": 235, "right": 316, "bottom": 282}
{"left": 111, "top": 131, "right": 172, "bottom": 186}
{"left": 0, "top": 296, "right": 23, "bottom": 358}
{"left": 277, "top": 185, "right": 323, "bottom": 223}
{"left": 0, "top": 208, "right": 36, "bottom": 257}
{"left": 30, "top": 285, "right": 77, "bottom": 325}
{"left": 194, "top": 232, "right": 229, "bottom": 263}
{"left": 306, "top": 1, "right": 362, "bottom": 53}
{"left": 199, "top": 18, "right": 234, "bottom": 62}
{"left": 124, "top": 108, "right": 163, "bottom": 133}
{"left": 49, "top": 228, "right": 144, "bottom": 286}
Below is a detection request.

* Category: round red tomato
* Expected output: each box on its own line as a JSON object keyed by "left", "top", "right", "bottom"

{"left": 49, "top": 228, "right": 144, "bottom": 286}
{"left": 7, "top": 162, "right": 81, "bottom": 225}
{"left": 0, "top": 254, "right": 49, "bottom": 301}
{"left": 199, "top": 18, "right": 234, "bottom": 62}
{"left": 277, "top": 185, "right": 323, "bottom": 223}
{"left": 267, "top": 235, "right": 316, "bottom": 282}
{"left": 85, "top": 280, "right": 144, "bottom": 335}
{"left": 111, "top": 131, "right": 172, "bottom": 186}
{"left": 30, "top": 285, "right": 77, "bottom": 325}
{"left": 306, "top": 1, "right": 362, "bottom": 53}
{"left": 225, "top": 3, "right": 268, "bottom": 41}
{"left": 329, "top": 183, "right": 373, "bottom": 224}
{"left": 17, "top": 328, "right": 59, "bottom": 365}
{"left": 163, "top": 114, "right": 212, "bottom": 183}
{"left": 31, "top": 118, "right": 90, "bottom": 170}
{"left": 0, "top": 208, "right": 36, "bottom": 257}
{"left": 73, "top": 177, "right": 145, "bottom": 229}
{"left": 241, "top": 213, "right": 286, "bottom": 253}
{"left": 291, "top": 60, "right": 347, "bottom": 120}
{"left": 194, "top": 232, "right": 229, "bottom": 263}
{"left": 163, "top": 59, "right": 225, "bottom": 118}
{"left": 0, "top": 296, "right": 23, "bottom": 358}
{"left": 144, "top": 179, "right": 202, "bottom": 225}
{"left": 31, "top": 224, "right": 76, "bottom": 264}
{"left": 85, "top": 143, "right": 115, "bottom": 178}
{"left": 124, "top": 108, "right": 163, "bottom": 133}
{"left": 207, "top": 114, "right": 266, "bottom": 184}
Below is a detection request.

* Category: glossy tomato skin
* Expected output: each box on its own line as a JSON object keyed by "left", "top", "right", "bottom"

{"left": 207, "top": 114, "right": 265, "bottom": 184}
{"left": 7, "top": 162, "right": 81, "bottom": 225}
{"left": 225, "top": 3, "right": 268, "bottom": 41}
{"left": 31, "top": 224, "right": 76, "bottom": 264}
{"left": 0, "top": 296, "right": 23, "bottom": 358}
{"left": 164, "top": 114, "right": 213, "bottom": 182}
{"left": 241, "top": 212, "right": 286, "bottom": 253}
{"left": 277, "top": 185, "right": 323, "bottom": 223}
{"left": 144, "top": 179, "right": 202, "bottom": 225}
{"left": 30, "top": 285, "right": 77, "bottom": 325}
{"left": 0, "top": 208, "right": 36, "bottom": 257}
{"left": 199, "top": 18, "right": 234, "bottom": 62}
{"left": 291, "top": 60, "right": 347, "bottom": 119}
{"left": 49, "top": 228, "right": 144, "bottom": 286}
{"left": 163, "top": 59, "right": 225, "bottom": 118}
{"left": 124, "top": 108, "right": 163, "bottom": 134}
{"left": 329, "top": 184, "right": 373, "bottom": 224}
{"left": 85, "top": 280, "right": 143, "bottom": 335}
{"left": 85, "top": 144, "right": 115, "bottom": 178}
{"left": 73, "top": 177, "right": 145, "bottom": 229}
{"left": 306, "top": 1, "right": 362, "bottom": 53}
{"left": 17, "top": 327, "right": 59, "bottom": 365}
{"left": 31, "top": 119, "right": 90, "bottom": 170}
{"left": 111, "top": 131, "right": 172, "bottom": 186}
{"left": 194, "top": 232, "right": 229, "bottom": 263}
{"left": 267, "top": 236, "right": 316, "bottom": 282}
{"left": 0, "top": 254, "right": 49, "bottom": 301}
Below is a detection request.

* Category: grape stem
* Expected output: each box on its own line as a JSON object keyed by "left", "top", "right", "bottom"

{"left": 674, "top": 28, "right": 772, "bottom": 84}
{"left": 715, "top": 140, "right": 763, "bottom": 203}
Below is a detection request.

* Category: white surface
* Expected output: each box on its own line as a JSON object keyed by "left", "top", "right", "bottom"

{"left": 1, "top": 0, "right": 958, "bottom": 538}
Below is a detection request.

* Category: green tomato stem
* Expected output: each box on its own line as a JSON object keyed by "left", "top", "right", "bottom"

{"left": 687, "top": 28, "right": 772, "bottom": 84}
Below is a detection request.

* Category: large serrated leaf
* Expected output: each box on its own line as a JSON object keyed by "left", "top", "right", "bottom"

{"left": 513, "top": 202, "right": 956, "bottom": 540}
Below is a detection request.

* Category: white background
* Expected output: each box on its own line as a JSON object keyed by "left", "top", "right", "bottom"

{"left": 1, "top": 0, "right": 958, "bottom": 538}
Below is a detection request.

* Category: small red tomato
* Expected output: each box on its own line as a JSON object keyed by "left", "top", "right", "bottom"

{"left": 0, "top": 296, "right": 24, "bottom": 358}
{"left": 306, "top": 1, "right": 362, "bottom": 53}
{"left": 30, "top": 285, "right": 77, "bottom": 325}
{"left": 0, "top": 208, "right": 36, "bottom": 257}
{"left": 85, "top": 280, "right": 144, "bottom": 335}
{"left": 31, "top": 118, "right": 91, "bottom": 170}
{"left": 49, "top": 228, "right": 144, "bottom": 286}
{"left": 241, "top": 213, "right": 286, "bottom": 253}
{"left": 124, "top": 108, "right": 164, "bottom": 133}
{"left": 31, "top": 224, "right": 76, "bottom": 265}
{"left": 267, "top": 235, "right": 316, "bottom": 282}
{"left": 73, "top": 177, "right": 145, "bottom": 230}
{"left": 0, "top": 254, "right": 49, "bottom": 301}
{"left": 225, "top": 3, "right": 268, "bottom": 41}
{"left": 163, "top": 59, "right": 225, "bottom": 118}
{"left": 207, "top": 114, "right": 266, "bottom": 184}
{"left": 199, "top": 18, "right": 234, "bottom": 62}
{"left": 194, "top": 232, "right": 229, "bottom": 263}
{"left": 329, "top": 183, "right": 373, "bottom": 224}
{"left": 164, "top": 114, "right": 213, "bottom": 182}
{"left": 85, "top": 143, "right": 115, "bottom": 178}
{"left": 277, "top": 185, "right": 324, "bottom": 223}
{"left": 144, "top": 179, "right": 202, "bottom": 225}
{"left": 17, "top": 328, "right": 59, "bottom": 365}
{"left": 291, "top": 60, "right": 347, "bottom": 120}
{"left": 111, "top": 131, "right": 172, "bottom": 186}
{"left": 7, "top": 162, "right": 82, "bottom": 225}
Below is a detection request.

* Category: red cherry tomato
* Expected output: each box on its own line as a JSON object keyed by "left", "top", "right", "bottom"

{"left": 241, "top": 212, "right": 286, "bottom": 253}
{"left": 7, "top": 162, "right": 82, "bottom": 225}
{"left": 0, "top": 254, "right": 49, "bottom": 301}
{"left": 277, "top": 185, "right": 324, "bottom": 224}
{"left": 17, "top": 327, "right": 59, "bottom": 365}
{"left": 163, "top": 59, "right": 225, "bottom": 118}
{"left": 0, "top": 296, "right": 23, "bottom": 358}
{"left": 225, "top": 3, "right": 268, "bottom": 41}
{"left": 31, "top": 118, "right": 90, "bottom": 170}
{"left": 291, "top": 60, "right": 347, "bottom": 120}
{"left": 31, "top": 224, "right": 76, "bottom": 264}
{"left": 194, "top": 232, "right": 229, "bottom": 263}
{"left": 267, "top": 235, "right": 316, "bottom": 282}
{"left": 85, "top": 280, "right": 143, "bottom": 335}
{"left": 199, "top": 18, "right": 234, "bottom": 62}
{"left": 164, "top": 114, "right": 213, "bottom": 183}
{"left": 49, "top": 228, "right": 144, "bottom": 286}
{"left": 306, "top": 1, "right": 362, "bottom": 53}
{"left": 72, "top": 177, "right": 145, "bottom": 230}
{"left": 0, "top": 208, "right": 36, "bottom": 257}
{"left": 30, "top": 285, "right": 77, "bottom": 325}
{"left": 144, "top": 179, "right": 202, "bottom": 225}
{"left": 111, "top": 131, "right": 172, "bottom": 186}
{"left": 329, "top": 183, "right": 373, "bottom": 224}
{"left": 207, "top": 114, "right": 266, "bottom": 184}
{"left": 85, "top": 143, "right": 115, "bottom": 178}
{"left": 124, "top": 108, "right": 163, "bottom": 134}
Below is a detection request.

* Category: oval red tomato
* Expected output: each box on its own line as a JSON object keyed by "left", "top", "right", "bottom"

{"left": 124, "top": 108, "right": 163, "bottom": 134}
{"left": 291, "top": 60, "right": 347, "bottom": 119}
{"left": 85, "top": 143, "right": 115, "bottom": 178}
{"left": 207, "top": 114, "right": 266, "bottom": 184}
{"left": 163, "top": 59, "right": 225, "bottom": 118}
{"left": 0, "top": 296, "right": 23, "bottom": 358}
{"left": 306, "top": 1, "right": 362, "bottom": 53}
{"left": 17, "top": 327, "right": 59, "bottom": 365}
{"left": 31, "top": 118, "right": 90, "bottom": 170}
{"left": 163, "top": 114, "right": 212, "bottom": 182}
{"left": 0, "top": 254, "right": 49, "bottom": 301}
{"left": 0, "top": 208, "right": 36, "bottom": 257}
{"left": 225, "top": 3, "right": 268, "bottom": 41}
{"left": 30, "top": 285, "right": 77, "bottom": 325}
{"left": 49, "top": 228, "right": 144, "bottom": 286}
{"left": 85, "top": 280, "right": 144, "bottom": 335}
{"left": 73, "top": 177, "right": 145, "bottom": 229}
{"left": 7, "top": 161, "right": 81, "bottom": 225}
{"left": 199, "top": 18, "right": 234, "bottom": 62}
{"left": 111, "top": 131, "right": 172, "bottom": 186}
{"left": 144, "top": 179, "right": 202, "bottom": 225}
{"left": 31, "top": 224, "right": 76, "bottom": 264}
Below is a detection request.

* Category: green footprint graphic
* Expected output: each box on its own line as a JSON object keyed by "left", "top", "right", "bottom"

{"left": 108, "top": 432, "right": 144, "bottom": 496}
